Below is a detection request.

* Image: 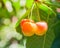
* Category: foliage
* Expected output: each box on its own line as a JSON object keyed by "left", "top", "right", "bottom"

{"left": 0, "top": 0, "right": 60, "bottom": 48}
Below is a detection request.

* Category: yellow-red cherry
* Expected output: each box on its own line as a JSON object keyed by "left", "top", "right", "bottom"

{"left": 35, "top": 22, "right": 48, "bottom": 36}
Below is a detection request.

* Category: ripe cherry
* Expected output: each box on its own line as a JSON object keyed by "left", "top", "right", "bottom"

{"left": 35, "top": 22, "right": 48, "bottom": 36}
{"left": 21, "top": 22, "right": 37, "bottom": 36}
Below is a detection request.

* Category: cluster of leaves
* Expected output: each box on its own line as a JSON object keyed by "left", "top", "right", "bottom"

{"left": 0, "top": 0, "right": 60, "bottom": 48}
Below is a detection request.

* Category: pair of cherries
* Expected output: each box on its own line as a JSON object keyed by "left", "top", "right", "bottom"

{"left": 20, "top": 19, "right": 48, "bottom": 36}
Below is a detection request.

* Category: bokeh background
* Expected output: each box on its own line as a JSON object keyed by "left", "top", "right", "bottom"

{"left": 0, "top": 0, "right": 60, "bottom": 48}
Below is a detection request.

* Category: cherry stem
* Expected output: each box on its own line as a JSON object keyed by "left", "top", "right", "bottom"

{"left": 28, "top": 13, "right": 30, "bottom": 19}
{"left": 36, "top": 2, "right": 41, "bottom": 21}
{"left": 30, "top": 2, "right": 35, "bottom": 19}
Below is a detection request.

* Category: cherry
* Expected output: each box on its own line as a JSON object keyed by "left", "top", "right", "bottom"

{"left": 35, "top": 22, "right": 48, "bottom": 36}
{"left": 21, "top": 22, "right": 37, "bottom": 36}
{"left": 20, "top": 19, "right": 48, "bottom": 36}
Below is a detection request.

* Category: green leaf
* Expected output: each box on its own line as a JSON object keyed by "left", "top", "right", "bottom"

{"left": 26, "top": 26, "right": 55, "bottom": 48}
{"left": 26, "top": 29, "right": 55, "bottom": 48}
{"left": 26, "top": 0, "right": 34, "bottom": 9}
{"left": 37, "top": 3, "right": 56, "bottom": 16}
{"left": 25, "top": 11, "right": 56, "bottom": 48}
{"left": 44, "top": 2, "right": 60, "bottom": 8}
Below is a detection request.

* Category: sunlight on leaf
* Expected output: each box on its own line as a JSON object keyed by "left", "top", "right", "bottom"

{"left": 26, "top": 0, "right": 34, "bottom": 9}
{"left": 37, "top": 3, "right": 56, "bottom": 16}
